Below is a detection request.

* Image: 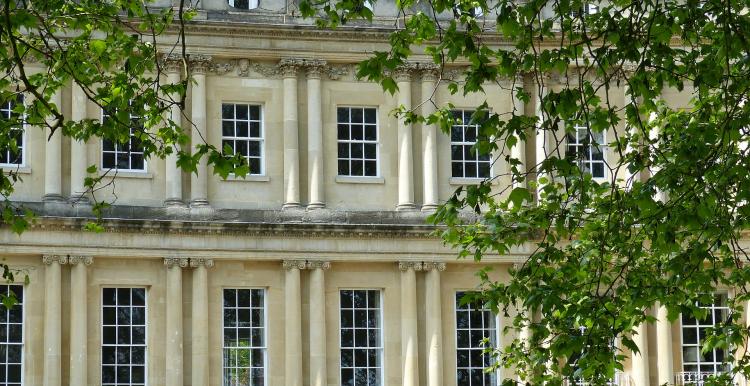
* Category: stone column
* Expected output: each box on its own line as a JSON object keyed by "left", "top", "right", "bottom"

{"left": 307, "top": 61, "right": 326, "bottom": 209}
{"left": 70, "top": 84, "right": 89, "bottom": 203}
{"left": 308, "top": 261, "right": 330, "bottom": 386}
{"left": 656, "top": 303, "right": 674, "bottom": 385}
{"left": 69, "top": 256, "right": 92, "bottom": 386}
{"left": 534, "top": 83, "right": 549, "bottom": 200}
{"left": 165, "top": 258, "right": 188, "bottom": 386}
{"left": 399, "top": 262, "right": 421, "bottom": 386}
{"left": 421, "top": 68, "right": 439, "bottom": 211}
{"left": 43, "top": 255, "right": 66, "bottom": 386}
{"left": 283, "top": 260, "right": 306, "bottom": 386}
{"left": 511, "top": 75, "right": 527, "bottom": 189}
{"left": 190, "top": 258, "right": 213, "bottom": 386}
{"left": 424, "top": 262, "right": 445, "bottom": 386}
{"left": 189, "top": 55, "right": 211, "bottom": 207}
{"left": 395, "top": 68, "right": 416, "bottom": 210}
{"left": 164, "top": 55, "right": 184, "bottom": 206}
{"left": 280, "top": 59, "right": 301, "bottom": 209}
{"left": 631, "top": 322, "right": 650, "bottom": 386}
{"left": 44, "top": 90, "right": 64, "bottom": 202}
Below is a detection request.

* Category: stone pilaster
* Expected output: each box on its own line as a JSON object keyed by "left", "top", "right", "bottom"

{"left": 395, "top": 68, "right": 416, "bottom": 210}
{"left": 69, "top": 84, "right": 89, "bottom": 204}
{"left": 656, "top": 304, "right": 674, "bottom": 385}
{"left": 423, "top": 262, "right": 445, "bottom": 386}
{"left": 68, "top": 255, "right": 91, "bottom": 386}
{"left": 43, "top": 255, "right": 67, "bottom": 386}
{"left": 631, "top": 322, "right": 650, "bottom": 386}
{"left": 283, "top": 259, "right": 306, "bottom": 386}
{"left": 308, "top": 260, "right": 330, "bottom": 386}
{"left": 306, "top": 61, "right": 326, "bottom": 209}
{"left": 280, "top": 59, "right": 302, "bottom": 209}
{"left": 190, "top": 258, "right": 213, "bottom": 386}
{"left": 399, "top": 261, "right": 422, "bottom": 386}
{"left": 421, "top": 67, "right": 440, "bottom": 211}
{"left": 511, "top": 75, "right": 527, "bottom": 189}
{"left": 189, "top": 55, "right": 212, "bottom": 207}
{"left": 44, "top": 90, "right": 64, "bottom": 202}
{"left": 164, "top": 54, "right": 185, "bottom": 207}
{"left": 164, "top": 258, "right": 188, "bottom": 386}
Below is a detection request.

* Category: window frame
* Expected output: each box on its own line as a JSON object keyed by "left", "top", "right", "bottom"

{"left": 100, "top": 287, "right": 148, "bottom": 386}
{"left": 100, "top": 109, "right": 148, "bottom": 173}
{"left": 338, "top": 288, "right": 384, "bottom": 386}
{"left": 220, "top": 102, "right": 266, "bottom": 177}
{"left": 228, "top": 0, "right": 259, "bottom": 10}
{"left": 0, "top": 97, "right": 26, "bottom": 168}
{"left": 336, "top": 106, "right": 380, "bottom": 178}
{"left": 565, "top": 125, "right": 607, "bottom": 180}
{"left": 453, "top": 290, "right": 500, "bottom": 386}
{"left": 221, "top": 287, "right": 268, "bottom": 386}
{"left": 450, "top": 109, "right": 492, "bottom": 180}
{"left": 679, "top": 292, "right": 731, "bottom": 377}
{"left": 0, "top": 284, "right": 24, "bottom": 386}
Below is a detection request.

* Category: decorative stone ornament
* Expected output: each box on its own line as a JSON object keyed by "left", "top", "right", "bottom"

{"left": 398, "top": 261, "right": 424, "bottom": 271}
{"left": 42, "top": 254, "right": 68, "bottom": 265}
{"left": 68, "top": 255, "right": 93, "bottom": 266}
{"left": 422, "top": 262, "right": 446, "bottom": 271}
{"left": 282, "top": 259, "right": 307, "bottom": 270}
{"left": 189, "top": 258, "right": 215, "bottom": 268}
{"left": 188, "top": 54, "right": 213, "bottom": 74}
{"left": 306, "top": 260, "right": 331, "bottom": 270}
{"left": 163, "top": 257, "right": 189, "bottom": 268}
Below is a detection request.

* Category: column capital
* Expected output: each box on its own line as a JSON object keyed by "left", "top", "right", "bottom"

{"left": 393, "top": 66, "right": 416, "bottom": 82}
{"left": 283, "top": 259, "right": 307, "bottom": 271}
{"left": 189, "top": 258, "right": 214, "bottom": 268}
{"left": 188, "top": 54, "right": 213, "bottom": 74}
{"left": 422, "top": 262, "right": 446, "bottom": 272}
{"left": 162, "top": 53, "right": 185, "bottom": 74}
{"left": 279, "top": 58, "right": 302, "bottom": 78}
{"left": 306, "top": 63, "right": 326, "bottom": 80}
{"left": 164, "top": 257, "right": 189, "bottom": 268}
{"left": 398, "top": 261, "right": 424, "bottom": 272}
{"left": 42, "top": 254, "right": 67, "bottom": 265}
{"left": 68, "top": 255, "right": 93, "bottom": 266}
{"left": 306, "top": 260, "right": 331, "bottom": 270}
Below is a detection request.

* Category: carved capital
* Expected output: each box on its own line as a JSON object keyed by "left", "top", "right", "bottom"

{"left": 398, "top": 261, "right": 424, "bottom": 271}
{"left": 278, "top": 58, "right": 302, "bottom": 78}
{"left": 282, "top": 259, "right": 307, "bottom": 270}
{"left": 189, "top": 258, "right": 215, "bottom": 268}
{"left": 164, "top": 257, "right": 189, "bottom": 268}
{"left": 42, "top": 254, "right": 67, "bottom": 265}
{"left": 68, "top": 255, "right": 93, "bottom": 266}
{"left": 306, "top": 260, "right": 331, "bottom": 270}
{"left": 189, "top": 54, "right": 213, "bottom": 74}
{"left": 422, "top": 262, "right": 446, "bottom": 272}
{"left": 306, "top": 63, "right": 326, "bottom": 79}
{"left": 162, "top": 54, "right": 185, "bottom": 74}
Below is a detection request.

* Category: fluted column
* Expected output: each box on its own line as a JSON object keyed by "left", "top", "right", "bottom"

{"left": 283, "top": 260, "right": 305, "bottom": 386}
{"left": 308, "top": 261, "right": 330, "bottom": 386}
{"left": 280, "top": 59, "right": 301, "bottom": 209}
{"left": 307, "top": 62, "right": 325, "bottom": 209}
{"left": 656, "top": 304, "right": 674, "bottom": 385}
{"left": 44, "top": 90, "right": 63, "bottom": 202}
{"left": 535, "top": 83, "right": 549, "bottom": 200}
{"left": 631, "top": 322, "right": 650, "bottom": 386}
{"left": 189, "top": 55, "right": 211, "bottom": 207}
{"left": 424, "top": 262, "right": 445, "bottom": 386}
{"left": 43, "top": 255, "right": 66, "bottom": 386}
{"left": 395, "top": 68, "right": 416, "bottom": 210}
{"left": 511, "top": 76, "right": 527, "bottom": 189}
{"left": 421, "top": 68, "right": 439, "bottom": 211}
{"left": 68, "top": 256, "right": 91, "bottom": 386}
{"left": 70, "top": 84, "right": 89, "bottom": 203}
{"left": 165, "top": 258, "right": 188, "bottom": 386}
{"left": 190, "top": 258, "right": 213, "bottom": 386}
{"left": 164, "top": 55, "right": 184, "bottom": 206}
{"left": 399, "top": 262, "right": 421, "bottom": 386}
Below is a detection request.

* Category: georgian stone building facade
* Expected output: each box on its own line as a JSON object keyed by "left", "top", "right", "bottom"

{"left": 0, "top": 1, "right": 727, "bottom": 386}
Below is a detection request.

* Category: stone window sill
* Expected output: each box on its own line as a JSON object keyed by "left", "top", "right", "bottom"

{"left": 0, "top": 166, "right": 31, "bottom": 174}
{"left": 223, "top": 174, "right": 270, "bottom": 182}
{"left": 335, "top": 176, "right": 385, "bottom": 184}
{"left": 99, "top": 170, "right": 153, "bottom": 179}
{"left": 449, "top": 177, "right": 488, "bottom": 186}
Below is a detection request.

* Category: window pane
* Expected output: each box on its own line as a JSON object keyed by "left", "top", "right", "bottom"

{"left": 340, "top": 290, "right": 382, "bottom": 386}
{"left": 337, "top": 107, "right": 379, "bottom": 177}
{"left": 224, "top": 289, "right": 266, "bottom": 386}
{"left": 455, "top": 291, "right": 496, "bottom": 385}
{"left": 102, "top": 288, "right": 147, "bottom": 386}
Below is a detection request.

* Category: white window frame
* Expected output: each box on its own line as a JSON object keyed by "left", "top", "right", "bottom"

{"left": 454, "top": 291, "right": 500, "bottom": 386}
{"left": 100, "top": 109, "right": 147, "bottom": 173}
{"left": 679, "top": 293, "right": 731, "bottom": 377}
{"left": 0, "top": 285, "right": 24, "bottom": 386}
{"left": 221, "top": 287, "right": 268, "bottom": 386}
{"left": 566, "top": 125, "right": 607, "bottom": 180}
{"left": 0, "top": 97, "right": 26, "bottom": 168}
{"left": 228, "top": 0, "right": 259, "bottom": 10}
{"left": 450, "top": 109, "right": 492, "bottom": 179}
{"left": 339, "top": 289, "right": 384, "bottom": 386}
{"left": 336, "top": 107, "right": 380, "bottom": 178}
{"left": 221, "top": 102, "right": 265, "bottom": 176}
{"left": 101, "top": 287, "right": 148, "bottom": 386}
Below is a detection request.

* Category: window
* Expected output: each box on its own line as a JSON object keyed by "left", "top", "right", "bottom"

{"left": 102, "top": 288, "right": 146, "bottom": 386}
{"left": 101, "top": 109, "right": 146, "bottom": 171}
{"left": 0, "top": 97, "right": 24, "bottom": 166}
{"left": 0, "top": 285, "right": 23, "bottom": 386}
{"left": 566, "top": 125, "right": 606, "bottom": 179}
{"left": 681, "top": 294, "right": 730, "bottom": 375}
{"left": 223, "top": 288, "right": 266, "bottom": 386}
{"left": 451, "top": 110, "right": 491, "bottom": 179}
{"left": 571, "top": 3, "right": 599, "bottom": 17}
{"left": 222, "top": 103, "right": 264, "bottom": 175}
{"left": 340, "top": 289, "right": 382, "bottom": 386}
{"left": 455, "top": 291, "right": 496, "bottom": 386}
{"left": 337, "top": 107, "right": 378, "bottom": 177}
{"left": 228, "top": 0, "right": 259, "bottom": 9}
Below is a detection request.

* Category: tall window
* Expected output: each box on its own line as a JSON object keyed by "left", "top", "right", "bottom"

{"left": 101, "top": 110, "right": 146, "bottom": 171}
{"left": 340, "top": 289, "right": 382, "bottom": 386}
{"left": 0, "top": 285, "right": 23, "bottom": 386}
{"left": 0, "top": 97, "right": 24, "bottom": 166}
{"left": 566, "top": 125, "right": 605, "bottom": 179}
{"left": 455, "top": 292, "right": 496, "bottom": 386}
{"left": 222, "top": 103, "right": 264, "bottom": 175}
{"left": 451, "top": 110, "right": 491, "bottom": 179}
{"left": 681, "top": 294, "right": 730, "bottom": 375}
{"left": 102, "top": 288, "right": 146, "bottom": 386}
{"left": 228, "top": 0, "right": 259, "bottom": 9}
{"left": 337, "top": 107, "right": 378, "bottom": 177}
{"left": 223, "top": 288, "right": 266, "bottom": 386}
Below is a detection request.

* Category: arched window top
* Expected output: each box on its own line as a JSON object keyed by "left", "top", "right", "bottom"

{"left": 228, "top": 0, "right": 259, "bottom": 10}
